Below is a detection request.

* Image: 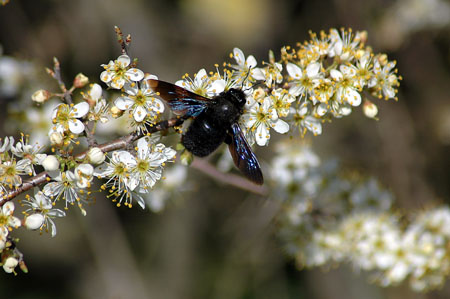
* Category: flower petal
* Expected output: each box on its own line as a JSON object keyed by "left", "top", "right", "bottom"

{"left": 100, "top": 71, "right": 112, "bottom": 83}
{"left": 126, "top": 68, "right": 144, "bottom": 82}
{"left": 72, "top": 102, "right": 89, "bottom": 118}
{"left": 345, "top": 88, "right": 362, "bottom": 106}
{"left": 272, "top": 118, "right": 289, "bottom": 134}
{"left": 133, "top": 105, "right": 147, "bottom": 122}
{"left": 233, "top": 48, "right": 245, "bottom": 66}
{"left": 117, "top": 55, "right": 130, "bottom": 67}
{"left": 306, "top": 62, "right": 321, "bottom": 77}
{"left": 115, "top": 96, "right": 134, "bottom": 110}
{"left": 90, "top": 84, "right": 103, "bottom": 101}
{"left": 68, "top": 119, "right": 85, "bottom": 134}
{"left": 255, "top": 123, "right": 269, "bottom": 146}
{"left": 286, "top": 63, "right": 302, "bottom": 79}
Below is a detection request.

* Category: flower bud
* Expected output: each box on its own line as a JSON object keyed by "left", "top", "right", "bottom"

{"left": 110, "top": 106, "right": 124, "bottom": 118}
{"left": 42, "top": 155, "right": 60, "bottom": 171}
{"left": 87, "top": 147, "right": 105, "bottom": 164}
{"left": 49, "top": 132, "right": 63, "bottom": 146}
{"left": 24, "top": 213, "right": 45, "bottom": 230}
{"left": 3, "top": 256, "right": 18, "bottom": 274}
{"left": 32, "top": 90, "right": 52, "bottom": 104}
{"left": 363, "top": 100, "right": 378, "bottom": 119}
{"left": 73, "top": 73, "right": 89, "bottom": 88}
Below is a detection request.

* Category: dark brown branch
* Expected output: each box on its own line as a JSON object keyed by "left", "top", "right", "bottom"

{"left": 190, "top": 158, "right": 269, "bottom": 197}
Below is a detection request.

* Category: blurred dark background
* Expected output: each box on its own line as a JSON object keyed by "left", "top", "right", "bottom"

{"left": 0, "top": 0, "right": 449, "bottom": 298}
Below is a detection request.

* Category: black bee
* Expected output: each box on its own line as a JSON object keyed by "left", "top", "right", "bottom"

{"left": 148, "top": 79, "right": 263, "bottom": 185}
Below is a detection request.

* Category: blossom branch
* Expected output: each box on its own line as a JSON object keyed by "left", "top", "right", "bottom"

{"left": 46, "top": 57, "right": 74, "bottom": 104}
{"left": 190, "top": 158, "right": 269, "bottom": 197}
{"left": 0, "top": 117, "right": 185, "bottom": 207}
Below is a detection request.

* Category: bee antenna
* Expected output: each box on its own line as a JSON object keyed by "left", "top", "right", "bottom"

{"left": 240, "top": 66, "right": 253, "bottom": 89}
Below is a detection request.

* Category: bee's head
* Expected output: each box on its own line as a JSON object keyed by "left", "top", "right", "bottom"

{"left": 227, "top": 88, "right": 247, "bottom": 108}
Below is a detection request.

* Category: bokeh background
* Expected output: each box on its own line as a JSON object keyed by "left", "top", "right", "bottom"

{"left": 0, "top": 0, "right": 449, "bottom": 298}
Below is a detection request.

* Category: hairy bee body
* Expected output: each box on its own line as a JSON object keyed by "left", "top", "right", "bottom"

{"left": 182, "top": 90, "right": 244, "bottom": 157}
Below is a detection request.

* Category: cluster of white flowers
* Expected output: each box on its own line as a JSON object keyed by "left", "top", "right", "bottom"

{"left": 174, "top": 29, "right": 400, "bottom": 148}
{"left": 94, "top": 137, "right": 176, "bottom": 209}
{"left": 273, "top": 141, "right": 450, "bottom": 292}
{"left": 0, "top": 47, "right": 182, "bottom": 274}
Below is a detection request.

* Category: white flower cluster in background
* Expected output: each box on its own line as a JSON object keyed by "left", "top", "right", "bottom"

{"left": 273, "top": 141, "right": 450, "bottom": 292}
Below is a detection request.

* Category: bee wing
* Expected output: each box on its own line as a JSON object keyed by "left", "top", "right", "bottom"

{"left": 228, "top": 122, "right": 264, "bottom": 185}
{"left": 147, "top": 79, "right": 210, "bottom": 117}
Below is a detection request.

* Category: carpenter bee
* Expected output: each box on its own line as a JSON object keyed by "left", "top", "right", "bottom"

{"left": 147, "top": 79, "right": 264, "bottom": 185}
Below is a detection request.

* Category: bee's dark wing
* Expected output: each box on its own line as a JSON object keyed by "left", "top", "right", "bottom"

{"left": 147, "top": 79, "right": 210, "bottom": 117}
{"left": 228, "top": 122, "right": 264, "bottom": 185}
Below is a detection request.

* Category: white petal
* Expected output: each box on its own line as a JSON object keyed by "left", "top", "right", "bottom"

{"left": 68, "top": 119, "right": 85, "bottom": 134}
{"left": 72, "top": 102, "right": 89, "bottom": 118}
{"left": 100, "top": 70, "right": 112, "bottom": 83}
{"left": 286, "top": 63, "right": 302, "bottom": 79}
{"left": 209, "top": 79, "right": 225, "bottom": 95}
{"left": 126, "top": 176, "right": 139, "bottom": 191}
{"left": 255, "top": 123, "right": 269, "bottom": 146}
{"left": 383, "top": 86, "right": 396, "bottom": 99}
{"left": 115, "top": 97, "right": 134, "bottom": 110}
{"left": 233, "top": 48, "right": 245, "bottom": 66}
{"left": 47, "top": 209, "right": 66, "bottom": 218}
{"left": 246, "top": 55, "right": 257, "bottom": 68}
{"left": 133, "top": 106, "right": 147, "bottom": 122}
{"left": 117, "top": 55, "right": 130, "bottom": 67}
{"left": 252, "top": 68, "right": 266, "bottom": 81}
{"left": 304, "top": 116, "right": 322, "bottom": 135}
{"left": 90, "top": 84, "right": 103, "bottom": 101}
{"left": 3, "top": 202, "right": 15, "bottom": 215}
{"left": 110, "top": 78, "right": 125, "bottom": 89}
{"left": 340, "top": 64, "right": 356, "bottom": 77}
{"left": 8, "top": 216, "right": 21, "bottom": 228}
{"left": 126, "top": 68, "right": 144, "bottom": 81}
{"left": 136, "top": 137, "right": 150, "bottom": 158}
{"left": 345, "top": 88, "right": 362, "bottom": 106}
{"left": 152, "top": 98, "right": 165, "bottom": 113}
{"left": 272, "top": 119, "right": 289, "bottom": 134}
{"left": 94, "top": 164, "right": 113, "bottom": 177}
{"left": 194, "top": 69, "right": 207, "bottom": 86}
{"left": 123, "top": 82, "right": 138, "bottom": 96}
{"left": 330, "top": 69, "right": 343, "bottom": 81}
{"left": 306, "top": 62, "right": 320, "bottom": 77}
{"left": 25, "top": 214, "right": 45, "bottom": 230}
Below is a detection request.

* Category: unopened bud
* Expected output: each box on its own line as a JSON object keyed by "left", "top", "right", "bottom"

{"left": 24, "top": 213, "right": 45, "bottom": 230}
{"left": 49, "top": 132, "right": 63, "bottom": 146}
{"left": 42, "top": 155, "right": 60, "bottom": 171}
{"left": 73, "top": 73, "right": 89, "bottom": 88}
{"left": 3, "top": 256, "right": 18, "bottom": 274}
{"left": 363, "top": 100, "right": 378, "bottom": 119}
{"left": 19, "top": 260, "right": 28, "bottom": 273}
{"left": 87, "top": 147, "right": 105, "bottom": 164}
{"left": 180, "top": 150, "right": 193, "bottom": 166}
{"left": 32, "top": 90, "right": 52, "bottom": 104}
{"left": 110, "top": 106, "right": 124, "bottom": 118}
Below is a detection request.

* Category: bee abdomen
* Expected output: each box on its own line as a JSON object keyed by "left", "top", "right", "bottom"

{"left": 182, "top": 116, "right": 227, "bottom": 157}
